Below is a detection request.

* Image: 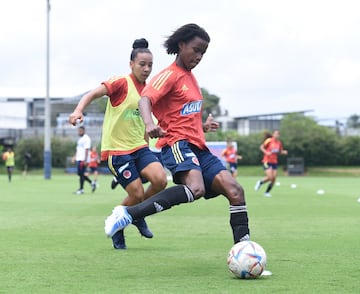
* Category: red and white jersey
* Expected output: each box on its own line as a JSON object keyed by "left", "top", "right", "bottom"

{"left": 262, "top": 137, "right": 283, "bottom": 164}
{"left": 141, "top": 62, "right": 207, "bottom": 150}
{"left": 222, "top": 146, "right": 238, "bottom": 163}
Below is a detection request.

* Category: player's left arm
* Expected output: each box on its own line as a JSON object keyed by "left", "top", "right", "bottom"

{"left": 280, "top": 142, "right": 288, "bottom": 155}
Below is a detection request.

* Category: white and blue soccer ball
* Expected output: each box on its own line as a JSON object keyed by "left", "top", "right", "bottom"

{"left": 227, "top": 240, "right": 267, "bottom": 279}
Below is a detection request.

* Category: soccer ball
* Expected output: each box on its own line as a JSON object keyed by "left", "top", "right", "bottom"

{"left": 227, "top": 240, "right": 267, "bottom": 279}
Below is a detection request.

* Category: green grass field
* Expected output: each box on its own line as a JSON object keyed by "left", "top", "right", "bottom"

{"left": 1, "top": 170, "right": 359, "bottom": 293}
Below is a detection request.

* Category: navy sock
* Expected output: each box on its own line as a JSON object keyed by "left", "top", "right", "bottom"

{"left": 230, "top": 204, "right": 250, "bottom": 244}
{"left": 266, "top": 183, "right": 273, "bottom": 193}
{"left": 127, "top": 185, "right": 194, "bottom": 220}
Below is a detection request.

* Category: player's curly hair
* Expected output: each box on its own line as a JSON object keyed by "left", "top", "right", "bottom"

{"left": 164, "top": 23, "right": 210, "bottom": 55}
{"left": 130, "top": 38, "right": 152, "bottom": 60}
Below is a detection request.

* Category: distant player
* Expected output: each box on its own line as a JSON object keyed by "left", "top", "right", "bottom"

{"left": 254, "top": 130, "right": 288, "bottom": 197}
{"left": 88, "top": 146, "right": 100, "bottom": 187}
{"left": 2, "top": 147, "right": 15, "bottom": 182}
{"left": 72, "top": 126, "right": 96, "bottom": 194}
{"left": 22, "top": 151, "right": 32, "bottom": 178}
{"left": 221, "top": 139, "right": 242, "bottom": 178}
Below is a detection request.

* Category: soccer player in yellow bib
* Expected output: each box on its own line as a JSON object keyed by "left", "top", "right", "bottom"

{"left": 69, "top": 38, "right": 167, "bottom": 249}
{"left": 2, "top": 147, "right": 15, "bottom": 182}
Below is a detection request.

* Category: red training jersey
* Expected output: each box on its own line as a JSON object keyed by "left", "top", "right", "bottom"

{"left": 141, "top": 62, "right": 206, "bottom": 150}
{"left": 262, "top": 137, "right": 283, "bottom": 164}
{"left": 88, "top": 150, "right": 99, "bottom": 168}
{"left": 222, "top": 146, "right": 238, "bottom": 163}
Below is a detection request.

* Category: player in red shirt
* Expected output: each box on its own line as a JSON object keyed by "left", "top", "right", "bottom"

{"left": 104, "top": 24, "right": 250, "bottom": 245}
{"left": 254, "top": 130, "right": 288, "bottom": 197}
{"left": 87, "top": 146, "right": 100, "bottom": 188}
{"left": 221, "top": 139, "right": 243, "bottom": 178}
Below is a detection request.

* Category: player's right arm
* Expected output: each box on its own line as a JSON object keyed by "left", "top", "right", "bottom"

{"left": 260, "top": 139, "right": 272, "bottom": 156}
{"left": 139, "top": 96, "right": 166, "bottom": 138}
{"left": 69, "top": 85, "right": 108, "bottom": 126}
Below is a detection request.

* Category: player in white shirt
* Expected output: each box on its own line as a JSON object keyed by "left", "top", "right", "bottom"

{"left": 72, "top": 126, "right": 96, "bottom": 194}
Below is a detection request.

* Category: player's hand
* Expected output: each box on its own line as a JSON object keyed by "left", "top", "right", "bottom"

{"left": 69, "top": 111, "right": 84, "bottom": 126}
{"left": 204, "top": 113, "right": 219, "bottom": 132}
{"left": 146, "top": 123, "right": 166, "bottom": 138}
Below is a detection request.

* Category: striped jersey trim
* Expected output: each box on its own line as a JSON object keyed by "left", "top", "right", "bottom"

{"left": 152, "top": 70, "right": 173, "bottom": 90}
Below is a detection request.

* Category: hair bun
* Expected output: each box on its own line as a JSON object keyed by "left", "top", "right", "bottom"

{"left": 133, "top": 38, "right": 149, "bottom": 49}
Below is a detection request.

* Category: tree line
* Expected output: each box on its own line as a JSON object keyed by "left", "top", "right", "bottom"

{"left": 7, "top": 113, "right": 359, "bottom": 171}
{"left": 206, "top": 113, "right": 360, "bottom": 167}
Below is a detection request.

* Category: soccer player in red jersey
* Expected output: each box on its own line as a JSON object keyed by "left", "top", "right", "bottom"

{"left": 105, "top": 24, "right": 250, "bottom": 245}
{"left": 221, "top": 139, "right": 243, "bottom": 178}
{"left": 87, "top": 146, "right": 100, "bottom": 188}
{"left": 254, "top": 130, "right": 288, "bottom": 197}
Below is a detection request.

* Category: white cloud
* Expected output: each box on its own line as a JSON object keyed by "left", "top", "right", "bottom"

{"left": 327, "top": 58, "right": 360, "bottom": 86}
{"left": 0, "top": 0, "right": 359, "bottom": 122}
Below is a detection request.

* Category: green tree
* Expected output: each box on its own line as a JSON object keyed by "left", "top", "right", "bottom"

{"left": 346, "top": 114, "right": 360, "bottom": 128}
{"left": 201, "top": 88, "right": 221, "bottom": 120}
{"left": 338, "top": 136, "right": 360, "bottom": 165}
{"left": 280, "top": 114, "right": 340, "bottom": 166}
{"left": 94, "top": 96, "right": 108, "bottom": 113}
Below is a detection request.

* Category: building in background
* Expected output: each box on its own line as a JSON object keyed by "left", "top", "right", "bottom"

{"left": 0, "top": 96, "right": 353, "bottom": 147}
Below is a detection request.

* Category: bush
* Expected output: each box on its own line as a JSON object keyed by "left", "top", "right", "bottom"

{"left": 14, "top": 137, "right": 76, "bottom": 169}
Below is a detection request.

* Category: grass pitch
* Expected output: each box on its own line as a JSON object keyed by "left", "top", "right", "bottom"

{"left": 0, "top": 171, "right": 359, "bottom": 293}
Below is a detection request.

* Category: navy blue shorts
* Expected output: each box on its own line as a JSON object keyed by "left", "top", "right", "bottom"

{"left": 89, "top": 167, "right": 98, "bottom": 173}
{"left": 263, "top": 162, "right": 278, "bottom": 170}
{"left": 228, "top": 162, "right": 237, "bottom": 173}
{"left": 76, "top": 161, "right": 86, "bottom": 176}
{"left": 152, "top": 151, "right": 163, "bottom": 166}
{"left": 161, "top": 140, "right": 227, "bottom": 199}
{"left": 108, "top": 147, "right": 160, "bottom": 189}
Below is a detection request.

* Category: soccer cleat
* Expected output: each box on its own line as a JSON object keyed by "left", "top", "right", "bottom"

{"left": 91, "top": 181, "right": 97, "bottom": 193}
{"left": 264, "top": 192, "right": 272, "bottom": 197}
{"left": 261, "top": 270, "right": 272, "bottom": 276}
{"left": 74, "top": 189, "right": 84, "bottom": 195}
{"left": 132, "top": 218, "right": 153, "bottom": 238}
{"left": 104, "top": 206, "right": 133, "bottom": 238}
{"left": 112, "top": 229, "right": 127, "bottom": 250}
{"left": 254, "top": 180, "right": 262, "bottom": 191}
{"left": 111, "top": 177, "right": 119, "bottom": 190}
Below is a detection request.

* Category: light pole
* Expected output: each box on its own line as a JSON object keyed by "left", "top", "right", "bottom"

{"left": 44, "top": 0, "right": 51, "bottom": 179}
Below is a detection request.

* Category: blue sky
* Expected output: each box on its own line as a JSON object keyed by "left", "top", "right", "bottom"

{"left": 1, "top": 0, "right": 359, "bottom": 124}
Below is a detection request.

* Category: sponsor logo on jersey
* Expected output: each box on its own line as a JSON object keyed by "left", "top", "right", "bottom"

{"left": 271, "top": 148, "right": 279, "bottom": 154}
{"left": 123, "top": 108, "right": 140, "bottom": 120}
{"left": 181, "top": 101, "right": 202, "bottom": 115}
